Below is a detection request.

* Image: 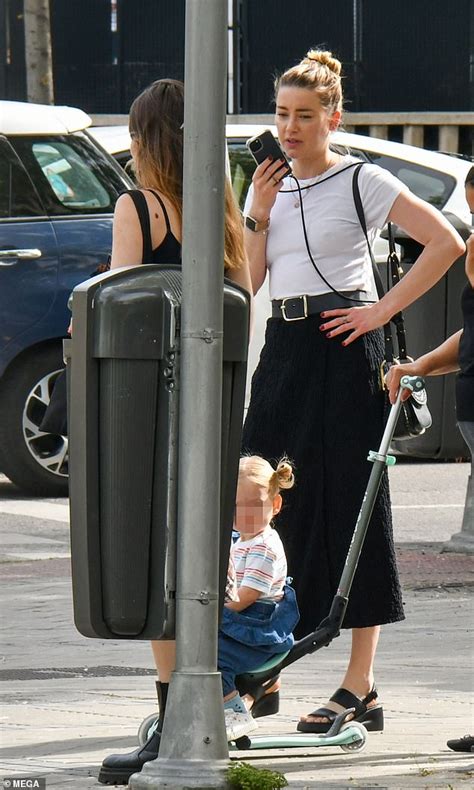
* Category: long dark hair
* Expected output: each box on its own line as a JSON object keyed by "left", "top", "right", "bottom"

{"left": 129, "top": 79, "right": 184, "bottom": 219}
{"left": 129, "top": 79, "right": 245, "bottom": 271}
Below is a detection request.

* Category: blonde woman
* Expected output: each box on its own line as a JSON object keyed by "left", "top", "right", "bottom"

{"left": 242, "top": 49, "right": 464, "bottom": 735}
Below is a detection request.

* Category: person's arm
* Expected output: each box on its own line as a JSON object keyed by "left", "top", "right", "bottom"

{"left": 385, "top": 330, "right": 462, "bottom": 403}
{"left": 320, "top": 191, "right": 465, "bottom": 344}
{"left": 110, "top": 192, "right": 166, "bottom": 269}
{"left": 466, "top": 234, "right": 474, "bottom": 288}
{"left": 225, "top": 585, "right": 261, "bottom": 612}
{"left": 110, "top": 193, "right": 144, "bottom": 268}
{"left": 244, "top": 157, "right": 287, "bottom": 294}
{"left": 226, "top": 255, "right": 254, "bottom": 334}
{"left": 226, "top": 254, "right": 253, "bottom": 296}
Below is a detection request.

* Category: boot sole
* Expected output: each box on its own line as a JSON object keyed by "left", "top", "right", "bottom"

{"left": 98, "top": 767, "right": 133, "bottom": 785}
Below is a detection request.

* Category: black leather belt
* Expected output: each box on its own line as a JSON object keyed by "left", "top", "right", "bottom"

{"left": 271, "top": 291, "right": 367, "bottom": 321}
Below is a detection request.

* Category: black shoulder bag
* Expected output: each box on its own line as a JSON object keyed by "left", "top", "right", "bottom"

{"left": 352, "top": 163, "right": 432, "bottom": 441}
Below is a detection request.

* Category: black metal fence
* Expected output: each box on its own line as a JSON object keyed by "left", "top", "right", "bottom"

{"left": 238, "top": 0, "right": 472, "bottom": 114}
{"left": 1, "top": 0, "right": 472, "bottom": 114}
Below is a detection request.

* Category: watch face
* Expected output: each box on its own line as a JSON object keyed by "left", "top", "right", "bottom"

{"left": 245, "top": 215, "right": 268, "bottom": 232}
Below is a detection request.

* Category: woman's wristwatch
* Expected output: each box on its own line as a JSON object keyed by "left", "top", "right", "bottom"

{"left": 244, "top": 215, "right": 270, "bottom": 234}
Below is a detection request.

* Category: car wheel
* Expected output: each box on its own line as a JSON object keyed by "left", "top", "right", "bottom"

{"left": 0, "top": 344, "right": 69, "bottom": 496}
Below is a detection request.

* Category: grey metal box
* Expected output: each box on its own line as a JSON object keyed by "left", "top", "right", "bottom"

{"left": 67, "top": 265, "right": 249, "bottom": 640}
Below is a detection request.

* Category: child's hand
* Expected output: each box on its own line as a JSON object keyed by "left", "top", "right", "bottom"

{"left": 225, "top": 585, "right": 261, "bottom": 612}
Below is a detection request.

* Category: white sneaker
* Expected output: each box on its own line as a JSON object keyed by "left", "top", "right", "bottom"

{"left": 225, "top": 708, "right": 259, "bottom": 742}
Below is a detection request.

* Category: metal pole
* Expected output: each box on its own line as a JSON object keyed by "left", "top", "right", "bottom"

{"left": 129, "top": 1, "right": 229, "bottom": 788}
{"left": 0, "top": 0, "right": 6, "bottom": 98}
{"left": 337, "top": 388, "right": 403, "bottom": 599}
{"left": 352, "top": 0, "right": 362, "bottom": 112}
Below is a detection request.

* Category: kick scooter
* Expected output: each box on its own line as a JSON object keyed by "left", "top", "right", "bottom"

{"left": 138, "top": 376, "right": 425, "bottom": 754}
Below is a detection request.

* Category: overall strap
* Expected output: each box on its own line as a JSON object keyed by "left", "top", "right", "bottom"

{"left": 126, "top": 189, "right": 153, "bottom": 263}
{"left": 146, "top": 189, "right": 172, "bottom": 234}
{"left": 352, "top": 163, "right": 408, "bottom": 363}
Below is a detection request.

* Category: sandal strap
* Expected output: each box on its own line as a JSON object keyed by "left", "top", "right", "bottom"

{"left": 362, "top": 685, "right": 378, "bottom": 706}
{"left": 330, "top": 687, "right": 369, "bottom": 716}
{"left": 305, "top": 706, "right": 338, "bottom": 721}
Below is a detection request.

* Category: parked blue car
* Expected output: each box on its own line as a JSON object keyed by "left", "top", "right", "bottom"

{"left": 0, "top": 101, "right": 133, "bottom": 494}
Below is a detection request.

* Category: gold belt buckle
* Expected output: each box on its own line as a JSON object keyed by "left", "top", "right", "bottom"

{"left": 280, "top": 295, "right": 308, "bottom": 322}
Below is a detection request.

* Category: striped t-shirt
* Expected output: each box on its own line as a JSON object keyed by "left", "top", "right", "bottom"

{"left": 231, "top": 526, "right": 287, "bottom": 603}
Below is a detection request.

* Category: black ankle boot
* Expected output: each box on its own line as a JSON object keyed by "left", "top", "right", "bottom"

{"left": 98, "top": 681, "right": 168, "bottom": 785}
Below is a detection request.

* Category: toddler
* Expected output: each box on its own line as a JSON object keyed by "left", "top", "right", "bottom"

{"left": 219, "top": 455, "right": 299, "bottom": 741}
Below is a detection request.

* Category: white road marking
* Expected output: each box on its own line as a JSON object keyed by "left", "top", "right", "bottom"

{"left": 0, "top": 501, "right": 69, "bottom": 523}
{"left": 392, "top": 504, "right": 463, "bottom": 509}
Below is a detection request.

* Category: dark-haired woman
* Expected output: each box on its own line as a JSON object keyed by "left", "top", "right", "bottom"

{"left": 98, "top": 78, "right": 251, "bottom": 786}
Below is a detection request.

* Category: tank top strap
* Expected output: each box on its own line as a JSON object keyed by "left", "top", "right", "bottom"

{"left": 146, "top": 189, "right": 172, "bottom": 234}
{"left": 126, "top": 189, "right": 152, "bottom": 263}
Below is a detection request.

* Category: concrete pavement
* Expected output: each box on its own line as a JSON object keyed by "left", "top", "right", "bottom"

{"left": 0, "top": 465, "right": 473, "bottom": 789}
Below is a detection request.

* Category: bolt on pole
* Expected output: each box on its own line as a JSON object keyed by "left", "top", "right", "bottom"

{"left": 129, "top": 1, "right": 230, "bottom": 788}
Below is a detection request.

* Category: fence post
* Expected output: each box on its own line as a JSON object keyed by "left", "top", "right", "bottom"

{"left": 369, "top": 125, "right": 388, "bottom": 140}
{"left": 403, "top": 125, "right": 424, "bottom": 148}
{"left": 438, "top": 125, "right": 459, "bottom": 154}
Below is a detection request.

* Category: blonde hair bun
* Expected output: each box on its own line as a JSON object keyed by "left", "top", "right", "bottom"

{"left": 305, "top": 49, "right": 342, "bottom": 76}
{"left": 239, "top": 454, "right": 295, "bottom": 497}
{"left": 275, "top": 458, "right": 295, "bottom": 490}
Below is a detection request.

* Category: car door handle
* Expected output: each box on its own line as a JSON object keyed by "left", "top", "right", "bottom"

{"left": 0, "top": 248, "right": 42, "bottom": 263}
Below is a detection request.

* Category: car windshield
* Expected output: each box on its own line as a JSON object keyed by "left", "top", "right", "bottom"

{"left": 8, "top": 132, "right": 129, "bottom": 215}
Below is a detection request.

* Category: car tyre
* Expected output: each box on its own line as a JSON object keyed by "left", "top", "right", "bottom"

{"left": 0, "top": 344, "right": 69, "bottom": 496}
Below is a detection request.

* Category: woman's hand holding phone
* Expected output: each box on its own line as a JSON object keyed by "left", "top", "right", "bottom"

{"left": 249, "top": 157, "right": 286, "bottom": 220}
{"left": 246, "top": 129, "right": 291, "bottom": 220}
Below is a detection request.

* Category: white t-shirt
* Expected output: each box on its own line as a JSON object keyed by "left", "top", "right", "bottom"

{"left": 231, "top": 526, "right": 287, "bottom": 603}
{"left": 244, "top": 157, "right": 408, "bottom": 301}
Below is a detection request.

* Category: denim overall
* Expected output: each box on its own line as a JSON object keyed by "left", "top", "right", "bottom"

{"left": 218, "top": 583, "right": 299, "bottom": 696}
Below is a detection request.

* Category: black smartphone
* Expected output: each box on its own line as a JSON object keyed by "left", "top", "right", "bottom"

{"left": 246, "top": 129, "right": 292, "bottom": 180}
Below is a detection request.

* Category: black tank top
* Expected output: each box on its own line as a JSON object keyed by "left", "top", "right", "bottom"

{"left": 126, "top": 189, "right": 181, "bottom": 265}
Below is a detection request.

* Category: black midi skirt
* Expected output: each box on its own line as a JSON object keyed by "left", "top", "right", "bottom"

{"left": 242, "top": 314, "right": 404, "bottom": 638}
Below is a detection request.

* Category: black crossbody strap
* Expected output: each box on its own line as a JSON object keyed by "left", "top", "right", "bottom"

{"left": 386, "top": 223, "right": 408, "bottom": 359}
{"left": 126, "top": 189, "right": 153, "bottom": 264}
{"left": 352, "top": 164, "right": 410, "bottom": 363}
{"left": 352, "top": 164, "right": 395, "bottom": 364}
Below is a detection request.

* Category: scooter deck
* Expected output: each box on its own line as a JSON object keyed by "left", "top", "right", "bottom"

{"left": 229, "top": 723, "right": 365, "bottom": 751}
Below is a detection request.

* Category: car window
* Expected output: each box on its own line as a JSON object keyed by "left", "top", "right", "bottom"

{"left": 352, "top": 150, "right": 455, "bottom": 209}
{"left": 0, "top": 138, "right": 45, "bottom": 218}
{"left": 8, "top": 133, "right": 128, "bottom": 216}
{"left": 227, "top": 141, "right": 255, "bottom": 209}
{"left": 32, "top": 141, "right": 110, "bottom": 209}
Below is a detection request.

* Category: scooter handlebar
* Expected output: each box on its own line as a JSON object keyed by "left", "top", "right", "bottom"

{"left": 400, "top": 374, "right": 425, "bottom": 393}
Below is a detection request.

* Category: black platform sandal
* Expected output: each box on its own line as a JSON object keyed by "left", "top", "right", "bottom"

{"left": 247, "top": 678, "right": 281, "bottom": 719}
{"left": 296, "top": 685, "right": 384, "bottom": 734}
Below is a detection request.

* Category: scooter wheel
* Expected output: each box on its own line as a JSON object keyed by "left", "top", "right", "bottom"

{"left": 138, "top": 713, "right": 159, "bottom": 746}
{"left": 339, "top": 721, "right": 367, "bottom": 752}
{"left": 234, "top": 735, "right": 252, "bottom": 750}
